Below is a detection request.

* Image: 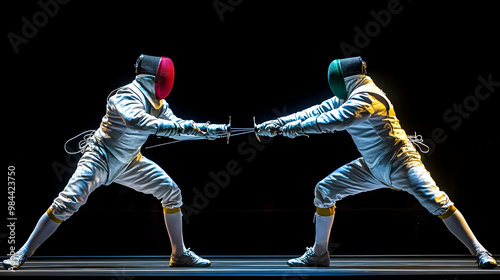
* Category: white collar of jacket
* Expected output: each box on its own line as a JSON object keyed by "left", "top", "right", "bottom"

{"left": 344, "top": 74, "right": 367, "bottom": 98}
{"left": 133, "top": 75, "right": 163, "bottom": 109}
{"left": 344, "top": 75, "right": 381, "bottom": 99}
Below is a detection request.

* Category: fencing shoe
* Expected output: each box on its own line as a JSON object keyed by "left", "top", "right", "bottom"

{"left": 169, "top": 248, "right": 211, "bottom": 267}
{"left": 3, "top": 249, "right": 27, "bottom": 270}
{"left": 287, "top": 247, "right": 330, "bottom": 267}
{"left": 476, "top": 251, "right": 497, "bottom": 269}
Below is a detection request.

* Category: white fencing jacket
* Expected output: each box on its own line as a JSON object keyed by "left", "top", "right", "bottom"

{"left": 288, "top": 75, "right": 417, "bottom": 185}
{"left": 95, "top": 75, "right": 182, "bottom": 164}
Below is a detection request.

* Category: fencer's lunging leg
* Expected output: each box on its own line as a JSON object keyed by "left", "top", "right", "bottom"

{"left": 164, "top": 207, "right": 211, "bottom": 267}
{"left": 22, "top": 210, "right": 62, "bottom": 258}
{"left": 440, "top": 205, "right": 485, "bottom": 255}
{"left": 3, "top": 209, "right": 62, "bottom": 270}
{"left": 288, "top": 207, "right": 334, "bottom": 267}
{"left": 312, "top": 207, "right": 335, "bottom": 256}
{"left": 440, "top": 206, "right": 497, "bottom": 268}
{"left": 163, "top": 207, "right": 187, "bottom": 258}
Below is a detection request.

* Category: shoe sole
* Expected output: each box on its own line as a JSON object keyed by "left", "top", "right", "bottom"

{"left": 479, "top": 262, "right": 497, "bottom": 269}
{"left": 169, "top": 261, "right": 211, "bottom": 267}
{"left": 3, "top": 263, "right": 21, "bottom": 270}
{"left": 287, "top": 261, "right": 329, "bottom": 267}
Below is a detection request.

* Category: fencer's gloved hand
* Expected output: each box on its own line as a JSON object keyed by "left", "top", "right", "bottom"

{"left": 256, "top": 119, "right": 281, "bottom": 137}
{"left": 178, "top": 120, "right": 205, "bottom": 136}
{"left": 281, "top": 120, "right": 305, "bottom": 139}
{"left": 205, "top": 124, "right": 227, "bottom": 140}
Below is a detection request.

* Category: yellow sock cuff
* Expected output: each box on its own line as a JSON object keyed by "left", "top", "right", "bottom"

{"left": 316, "top": 206, "right": 335, "bottom": 216}
{"left": 46, "top": 208, "right": 63, "bottom": 223}
{"left": 438, "top": 205, "right": 457, "bottom": 220}
{"left": 163, "top": 207, "right": 181, "bottom": 215}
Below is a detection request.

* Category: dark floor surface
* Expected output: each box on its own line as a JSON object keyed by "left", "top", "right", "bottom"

{"left": 1, "top": 254, "right": 498, "bottom": 279}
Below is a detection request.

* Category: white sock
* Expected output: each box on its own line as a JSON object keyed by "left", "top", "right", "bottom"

{"left": 312, "top": 213, "right": 334, "bottom": 256}
{"left": 442, "top": 210, "right": 485, "bottom": 256}
{"left": 163, "top": 209, "right": 187, "bottom": 258}
{"left": 21, "top": 212, "right": 61, "bottom": 258}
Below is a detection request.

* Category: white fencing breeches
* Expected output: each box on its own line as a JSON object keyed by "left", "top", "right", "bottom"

{"left": 49, "top": 140, "right": 182, "bottom": 221}
{"left": 314, "top": 152, "right": 453, "bottom": 216}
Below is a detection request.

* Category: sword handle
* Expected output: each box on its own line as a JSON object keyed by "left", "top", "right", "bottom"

{"left": 253, "top": 116, "right": 282, "bottom": 142}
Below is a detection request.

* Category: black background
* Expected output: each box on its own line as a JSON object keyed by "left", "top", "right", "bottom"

{"left": 4, "top": 0, "right": 499, "bottom": 257}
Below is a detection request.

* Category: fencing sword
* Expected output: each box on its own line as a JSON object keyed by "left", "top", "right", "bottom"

{"left": 145, "top": 115, "right": 308, "bottom": 149}
{"left": 145, "top": 116, "right": 255, "bottom": 149}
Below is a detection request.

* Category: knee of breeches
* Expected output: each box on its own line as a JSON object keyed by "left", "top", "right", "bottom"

{"left": 314, "top": 183, "right": 327, "bottom": 200}
{"left": 314, "top": 183, "right": 336, "bottom": 208}
{"left": 159, "top": 183, "right": 182, "bottom": 206}
{"left": 48, "top": 190, "right": 90, "bottom": 222}
{"left": 159, "top": 183, "right": 183, "bottom": 209}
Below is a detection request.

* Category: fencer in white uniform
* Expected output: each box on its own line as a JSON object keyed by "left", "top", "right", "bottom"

{"left": 3, "top": 54, "right": 223, "bottom": 270}
{"left": 257, "top": 57, "right": 497, "bottom": 269}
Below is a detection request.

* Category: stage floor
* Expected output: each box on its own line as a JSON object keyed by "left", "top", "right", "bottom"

{"left": 1, "top": 255, "right": 498, "bottom": 278}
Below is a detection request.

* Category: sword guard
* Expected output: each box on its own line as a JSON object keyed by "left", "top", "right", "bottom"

{"left": 253, "top": 116, "right": 261, "bottom": 142}
{"left": 226, "top": 116, "right": 231, "bottom": 144}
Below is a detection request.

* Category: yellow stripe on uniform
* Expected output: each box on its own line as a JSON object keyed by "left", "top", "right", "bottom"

{"left": 316, "top": 206, "right": 335, "bottom": 216}
{"left": 46, "top": 208, "right": 63, "bottom": 223}
{"left": 164, "top": 207, "right": 181, "bottom": 214}
{"left": 438, "top": 205, "right": 457, "bottom": 220}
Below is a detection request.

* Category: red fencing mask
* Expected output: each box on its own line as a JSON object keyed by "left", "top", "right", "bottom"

{"left": 135, "top": 54, "right": 175, "bottom": 99}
